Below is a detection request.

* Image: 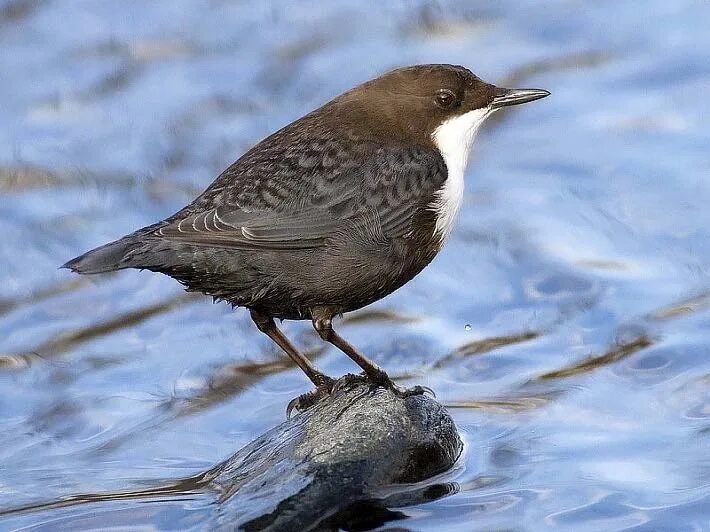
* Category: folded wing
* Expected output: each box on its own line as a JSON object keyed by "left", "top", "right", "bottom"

{"left": 155, "top": 145, "right": 445, "bottom": 251}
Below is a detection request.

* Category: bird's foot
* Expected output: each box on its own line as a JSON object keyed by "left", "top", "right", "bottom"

{"left": 331, "top": 372, "right": 370, "bottom": 393}
{"left": 361, "top": 368, "right": 435, "bottom": 398}
{"left": 286, "top": 376, "right": 336, "bottom": 419}
{"left": 285, "top": 371, "right": 434, "bottom": 418}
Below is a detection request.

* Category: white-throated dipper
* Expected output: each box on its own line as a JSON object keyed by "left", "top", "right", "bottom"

{"left": 63, "top": 64, "right": 549, "bottom": 413}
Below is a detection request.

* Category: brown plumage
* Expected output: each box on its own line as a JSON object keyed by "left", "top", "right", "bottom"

{"left": 63, "top": 64, "right": 549, "bottom": 412}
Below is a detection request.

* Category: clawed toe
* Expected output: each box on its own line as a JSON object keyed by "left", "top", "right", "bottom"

{"left": 390, "top": 383, "right": 435, "bottom": 398}
{"left": 361, "top": 369, "right": 435, "bottom": 398}
{"left": 286, "top": 378, "right": 335, "bottom": 419}
{"left": 331, "top": 372, "right": 370, "bottom": 393}
{"left": 286, "top": 372, "right": 434, "bottom": 418}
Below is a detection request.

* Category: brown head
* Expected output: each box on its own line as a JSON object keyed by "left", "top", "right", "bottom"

{"left": 327, "top": 64, "right": 550, "bottom": 147}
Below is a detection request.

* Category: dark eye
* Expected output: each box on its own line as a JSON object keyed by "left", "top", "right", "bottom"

{"left": 435, "top": 89, "right": 457, "bottom": 109}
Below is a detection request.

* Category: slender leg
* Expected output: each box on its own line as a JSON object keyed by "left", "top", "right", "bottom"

{"left": 250, "top": 309, "right": 333, "bottom": 388}
{"left": 312, "top": 314, "right": 388, "bottom": 384}
{"left": 311, "top": 308, "right": 430, "bottom": 397}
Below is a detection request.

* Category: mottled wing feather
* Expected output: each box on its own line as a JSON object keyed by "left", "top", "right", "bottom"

{"left": 156, "top": 207, "right": 351, "bottom": 250}
{"left": 155, "top": 141, "right": 446, "bottom": 251}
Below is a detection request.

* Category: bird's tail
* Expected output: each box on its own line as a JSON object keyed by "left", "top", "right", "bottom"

{"left": 61, "top": 237, "right": 138, "bottom": 274}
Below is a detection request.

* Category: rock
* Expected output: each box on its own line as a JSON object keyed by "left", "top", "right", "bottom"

{"left": 0, "top": 382, "right": 463, "bottom": 531}
{"left": 207, "top": 382, "right": 463, "bottom": 531}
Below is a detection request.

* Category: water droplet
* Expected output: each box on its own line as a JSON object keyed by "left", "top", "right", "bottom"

{"left": 464, "top": 324, "right": 471, "bottom": 331}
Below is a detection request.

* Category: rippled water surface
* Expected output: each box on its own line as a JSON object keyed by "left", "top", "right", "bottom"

{"left": 1, "top": 0, "right": 709, "bottom": 530}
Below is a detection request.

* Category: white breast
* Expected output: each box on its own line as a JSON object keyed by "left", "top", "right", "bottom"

{"left": 430, "top": 107, "right": 494, "bottom": 240}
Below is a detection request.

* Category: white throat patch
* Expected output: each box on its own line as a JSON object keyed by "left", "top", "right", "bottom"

{"left": 430, "top": 106, "right": 495, "bottom": 240}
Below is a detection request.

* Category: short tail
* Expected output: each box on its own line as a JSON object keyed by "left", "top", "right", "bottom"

{"left": 61, "top": 237, "right": 138, "bottom": 274}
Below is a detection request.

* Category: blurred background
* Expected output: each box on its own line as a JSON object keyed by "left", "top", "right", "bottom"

{"left": 1, "top": 0, "right": 709, "bottom": 529}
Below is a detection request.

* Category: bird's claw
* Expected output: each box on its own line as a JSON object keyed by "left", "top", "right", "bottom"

{"left": 285, "top": 373, "right": 434, "bottom": 418}
{"left": 387, "top": 382, "right": 435, "bottom": 398}
{"left": 331, "top": 373, "right": 370, "bottom": 394}
{"left": 406, "top": 384, "right": 436, "bottom": 397}
{"left": 363, "top": 369, "right": 435, "bottom": 398}
{"left": 286, "top": 377, "right": 335, "bottom": 419}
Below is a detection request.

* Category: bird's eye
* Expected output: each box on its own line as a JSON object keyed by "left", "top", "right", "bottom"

{"left": 435, "top": 89, "right": 457, "bottom": 109}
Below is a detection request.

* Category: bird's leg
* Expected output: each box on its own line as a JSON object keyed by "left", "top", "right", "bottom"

{"left": 311, "top": 309, "right": 429, "bottom": 398}
{"left": 250, "top": 309, "right": 335, "bottom": 416}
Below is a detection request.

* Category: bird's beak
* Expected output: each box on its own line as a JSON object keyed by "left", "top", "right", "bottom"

{"left": 491, "top": 87, "right": 550, "bottom": 109}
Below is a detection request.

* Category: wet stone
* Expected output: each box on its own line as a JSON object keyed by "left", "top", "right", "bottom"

{"left": 207, "top": 383, "right": 462, "bottom": 531}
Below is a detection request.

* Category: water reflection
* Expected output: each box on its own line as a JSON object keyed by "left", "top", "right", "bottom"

{"left": 536, "top": 334, "right": 653, "bottom": 380}
{"left": 1, "top": 293, "right": 199, "bottom": 368}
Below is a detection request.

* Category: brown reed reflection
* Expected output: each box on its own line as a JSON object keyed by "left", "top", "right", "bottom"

{"left": 340, "top": 308, "right": 421, "bottom": 325}
{"left": 498, "top": 50, "right": 611, "bottom": 88}
{"left": 0, "top": 293, "right": 199, "bottom": 369}
{"left": 0, "top": 164, "right": 201, "bottom": 198}
{"left": 0, "top": 277, "right": 90, "bottom": 317}
{"left": 172, "top": 344, "right": 328, "bottom": 417}
{"left": 432, "top": 331, "right": 540, "bottom": 370}
{"left": 536, "top": 334, "right": 653, "bottom": 380}
{"left": 0, "top": 473, "right": 212, "bottom": 518}
{"left": 444, "top": 390, "right": 564, "bottom": 413}
{"left": 646, "top": 291, "right": 710, "bottom": 321}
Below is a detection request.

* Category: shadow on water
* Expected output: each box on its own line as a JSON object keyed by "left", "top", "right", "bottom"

{"left": 0, "top": 468, "right": 458, "bottom": 532}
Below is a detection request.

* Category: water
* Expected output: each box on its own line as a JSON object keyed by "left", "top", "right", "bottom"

{"left": 1, "top": 0, "right": 709, "bottom": 529}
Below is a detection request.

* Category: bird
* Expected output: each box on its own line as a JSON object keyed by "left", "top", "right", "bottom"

{"left": 63, "top": 64, "right": 549, "bottom": 413}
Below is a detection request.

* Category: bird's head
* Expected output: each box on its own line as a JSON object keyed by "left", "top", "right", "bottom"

{"left": 334, "top": 64, "right": 549, "bottom": 155}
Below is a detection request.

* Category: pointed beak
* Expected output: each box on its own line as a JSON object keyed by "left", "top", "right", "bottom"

{"left": 491, "top": 87, "right": 550, "bottom": 109}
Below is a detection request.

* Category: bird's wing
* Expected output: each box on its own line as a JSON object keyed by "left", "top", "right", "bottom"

{"left": 155, "top": 145, "right": 446, "bottom": 251}
{"left": 156, "top": 206, "right": 351, "bottom": 250}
